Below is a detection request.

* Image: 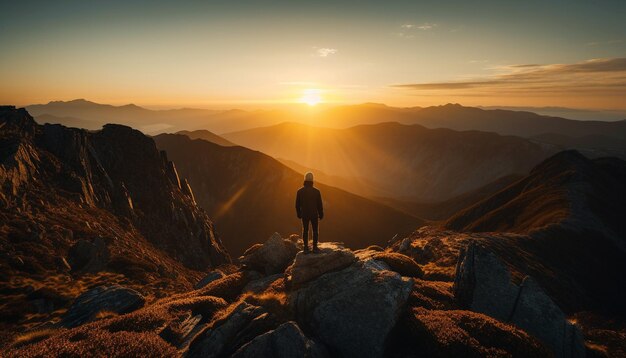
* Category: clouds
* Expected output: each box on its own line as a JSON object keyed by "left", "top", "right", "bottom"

{"left": 395, "top": 22, "right": 437, "bottom": 38}
{"left": 316, "top": 48, "right": 338, "bottom": 57}
{"left": 401, "top": 23, "right": 436, "bottom": 30}
{"left": 392, "top": 57, "right": 626, "bottom": 97}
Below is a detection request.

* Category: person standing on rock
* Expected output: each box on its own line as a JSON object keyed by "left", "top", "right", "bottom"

{"left": 295, "top": 172, "right": 324, "bottom": 254}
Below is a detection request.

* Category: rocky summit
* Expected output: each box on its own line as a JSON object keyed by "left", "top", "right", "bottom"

{"left": 2, "top": 107, "right": 625, "bottom": 357}
{"left": 7, "top": 232, "right": 570, "bottom": 357}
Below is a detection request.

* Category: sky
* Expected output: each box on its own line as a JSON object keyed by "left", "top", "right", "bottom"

{"left": 1, "top": 0, "right": 625, "bottom": 109}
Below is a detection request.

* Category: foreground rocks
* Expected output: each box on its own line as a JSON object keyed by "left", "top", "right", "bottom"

{"left": 9, "top": 237, "right": 587, "bottom": 357}
{"left": 231, "top": 321, "right": 328, "bottom": 358}
{"left": 239, "top": 233, "right": 299, "bottom": 274}
{"left": 453, "top": 241, "right": 586, "bottom": 357}
{"left": 285, "top": 242, "right": 356, "bottom": 288}
{"left": 290, "top": 258, "right": 413, "bottom": 358}
{"left": 61, "top": 285, "right": 145, "bottom": 328}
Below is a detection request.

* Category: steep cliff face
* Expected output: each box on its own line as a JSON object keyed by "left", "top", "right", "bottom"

{"left": 0, "top": 106, "right": 229, "bottom": 272}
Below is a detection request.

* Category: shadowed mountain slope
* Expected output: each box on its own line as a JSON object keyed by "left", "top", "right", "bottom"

{"left": 154, "top": 134, "right": 422, "bottom": 256}
{"left": 443, "top": 151, "right": 626, "bottom": 313}
{"left": 378, "top": 174, "right": 523, "bottom": 220}
{"left": 0, "top": 107, "right": 230, "bottom": 336}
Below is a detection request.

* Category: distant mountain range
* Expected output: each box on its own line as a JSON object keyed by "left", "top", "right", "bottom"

{"left": 223, "top": 122, "right": 558, "bottom": 202}
{"left": 154, "top": 133, "right": 422, "bottom": 255}
{"left": 26, "top": 99, "right": 626, "bottom": 139}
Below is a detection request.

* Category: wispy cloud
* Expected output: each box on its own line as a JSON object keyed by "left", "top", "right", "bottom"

{"left": 401, "top": 23, "right": 437, "bottom": 30}
{"left": 396, "top": 23, "right": 437, "bottom": 38}
{"left": 586, "top": 39, "right": 623, "bottom": 47}
{"left": 315, "top": 47, "right": 338, "bottom": 57}
{"left": 391, "top": 57, "right": 626, "bottom": 97}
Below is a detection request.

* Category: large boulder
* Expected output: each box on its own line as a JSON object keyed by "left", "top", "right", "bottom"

{"left": 452, "top": 241, "right": 519, "bottom": 319}
{"left": 231, "top": 321, "right": 329, "bottom": 358}
{"left": 61, "top": 285, "right": 145, "bottom": 327}
{"left": 453, "top": 241, "right": 586, "bottom": 358}
{"left": 286, "top": 243, "right": 356, "bottom": 288}
{"left": 239, "top": 233, "right": 299, "bottom": 275}
{"left": 187, "top": 302, "right": 278, "bottom": 358}
{"left": 509, "top": 277, "right": 586, "bottom": 358}
{"left": 290, "top": 261, "right": 413, "bottom": 358}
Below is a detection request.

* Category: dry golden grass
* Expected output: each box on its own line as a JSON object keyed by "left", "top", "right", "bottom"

{"left": 373, "top": 252, "right": 424, "bottom": 278}
{"left": 5, "top": 286, "right": 230, "bottom": 357}
{"left": 10, "top": 329, "right": 59, "bottom": 349}
{"left": 408, "top": 307, "right": 551, "bottom": 357}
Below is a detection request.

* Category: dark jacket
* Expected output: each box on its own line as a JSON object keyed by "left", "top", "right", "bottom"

{"left": 296, "top": 181, "right": 324, "bottom": 219}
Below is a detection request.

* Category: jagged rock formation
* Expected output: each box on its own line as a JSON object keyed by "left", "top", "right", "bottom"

{"left": 0, "top": 106, "right": 230, "bottom": 336}
{"left": 453, "top": 242, "right": 586, "bottom": 357}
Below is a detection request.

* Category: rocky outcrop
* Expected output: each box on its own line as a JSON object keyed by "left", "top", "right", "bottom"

{"left": 239, "top": 233, "right": 299, "bottom": 275}
{"left": 453, "top": 241, "right": 586, "bottom": 357}
{"left": 290, "top": 258, "right": 413, "bottom": 358}
{"left": 187, "top": 302, "right": 278, "bottom": 358}
{"left": 0, "top": 107, "right": 230, "bottom": 277}
{"left": 231, "top": 321, "right": 328, "bottom": 358}
{"left": 61, "top": 285, "right": 145, "bottom": 328}
{"left": 285, "top": 243, "right": 356, "bottom": 288}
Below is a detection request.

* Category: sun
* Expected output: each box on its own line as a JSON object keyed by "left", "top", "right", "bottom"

{"left": 300, "top": 88, "right": 322, "bottom": 106}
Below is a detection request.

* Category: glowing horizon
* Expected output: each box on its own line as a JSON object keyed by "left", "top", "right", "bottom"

{"left": 1, "top": 1, "right": 625, "bottom": 110}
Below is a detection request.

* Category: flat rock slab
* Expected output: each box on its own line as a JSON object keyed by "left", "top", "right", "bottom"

{"left": 61, "top": 285, "right": 145, "bottom": 328}
{"left": 286, "top": 246, "right": 356, "bottom": 288}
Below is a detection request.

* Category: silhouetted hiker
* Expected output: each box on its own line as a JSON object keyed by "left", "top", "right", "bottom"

{"left": 296, "top": 172, "right": 324, "bottom": 254}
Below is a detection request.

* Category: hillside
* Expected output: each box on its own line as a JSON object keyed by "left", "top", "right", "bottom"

{"left": 0, "top": 107, "right": 230, "bottom": 340}
{"left": 443, "top": 151, "right": 626, "bottom": 312}
{"left": 223, "top": 122, "right": 556, "bottom": 201}
{"left": 154, "top": 134, "right": 422, "bottom": 255}
{"left": 377, "top": 174, "right": 523, "bottom": 220}
{"left": 175, "top": 130, "right": 236, "bottom": 147}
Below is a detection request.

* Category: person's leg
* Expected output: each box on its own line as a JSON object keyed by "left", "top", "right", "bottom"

{"left": 302, "top": 217, "right": 310, "bottom": 252}
{"left": 311, "top": 217, "right": 319, "bottom": 250}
